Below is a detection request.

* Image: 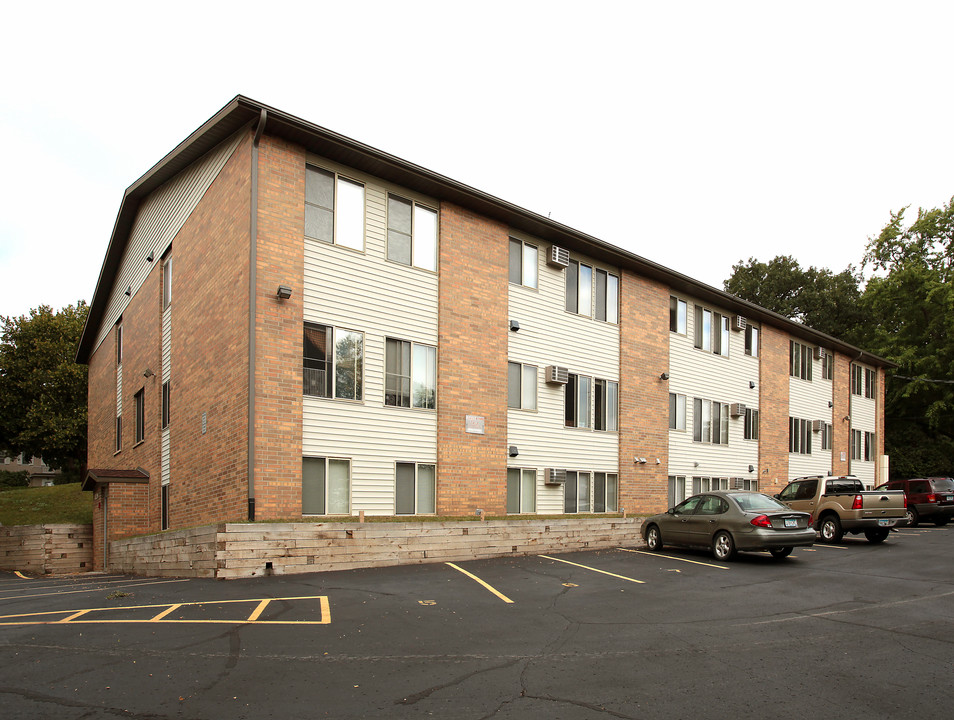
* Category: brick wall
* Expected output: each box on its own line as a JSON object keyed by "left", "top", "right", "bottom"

{"left": 831, "top": 352, "right": 851, "bottom": 476}
{"left": 251, "top": 134, "right": 306, "bottom": 519}
{"left": 619, "top": 270, "right": 670, "bottom": 513}
{"left": 437, "top": 203, "right": 509, "bottom": 515}
{"left": 168, "top": 130, "right": 253, "bottom": 528}
{"left": 759, "top": 325, "right": 790, "bottom": 491}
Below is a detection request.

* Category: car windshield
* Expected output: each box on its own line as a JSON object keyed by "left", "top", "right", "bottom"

{"left": 932, "top": 478, "right": 954, "bottom": 492}
{"left": 728, "top": 492, "right": 789, "bottom": 513}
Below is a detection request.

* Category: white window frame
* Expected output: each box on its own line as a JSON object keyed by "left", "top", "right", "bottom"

{"left": 507, "top": 468, "right": 537, "bottom": 514}
{"left": 670, "top": 296, "right": 687, "bottom": 334}
{"left": 508, "top": 362, "right": 538, "bottom": 411}
{"left": 790, "top": 417, "right": 812, "bottom": 455}
{"left": 744, "top": 324, "right": 759, "bottom": 357}
{"left": 694, "top": 305, "right": 729, "bottom": 356}
{"left": 693, "top": 398, "right": 729, "bottom": 444}
{"left": 387, "top": 193, "right": 438, "bottom": 272}
{"left": 302, "top": 456, "right": 352, "bottom": 515}
{"left": 594, "top": 379, "right": 618, "bottom": 432}
{"left": 305, "top": 164, "right": 366, "bottom": 251}
{"left": 566, "top": 260, "right": 618, "bottom": 323}
{"left": 669, "top": 393, "right": 686, "bottom": 431}
{"left": 385, "top": 338, "right": 436, "bottom": 410}
{"left": 668, "top": 475, "right": 687, "bottom": 507}
{"left": 593, "top": 472, "right": 619, "bottom": 513}
{"left": 508, "top": 238, "right": 538, "bottom": 289}
{"left": 564, "top": 470, "right": 592, "bottom": 513}
{"left": 303, "top": 323, "right": 364, "bottom": 401}
{"left": 744, "top": 407, "right": 759, "bottom": 441}
{"left": 395, "top": 462, "right": 436, "bottom": 515}
{"left": 565, "top": 373, "right": 592, "bottom": 428}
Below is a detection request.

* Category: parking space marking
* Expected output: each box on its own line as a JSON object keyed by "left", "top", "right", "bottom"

{"left": 0, "top": 595, "right": 331, "bottom": 626}
{"left": 617, "top": 548, "right": 729, "bottom": 570}
{"left": 14, "top": 572, "right": 29, "bottom": 580}
{"left": 539, "top": 555, "right": 645, "bottom": 584}
{"left": 445, "top": 563, "right": 514, "bottom": 604}
{"left": 0, "top": 578, "right": 192, "bottom": 602}
{"left": 811, "top": 544, "right": 848, "bottom": 549}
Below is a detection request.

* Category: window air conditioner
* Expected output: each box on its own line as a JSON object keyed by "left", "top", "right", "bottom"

{"left": 732, "top": 315, "right": 747, "bottom": 332}
{"left": 813, "top": 346, "right": 827, "bottom": 360}
{"left": 812, "top": 420, "right": 825, "bottom": 432}
{"left": 545, "top": 468, "right": 567, "bottom": 485}
{"left": 547, "top": 246, "right": 570, "bottom": 269}
{"left": 545, "top": 365, "right": 569, "bottom": 384}
{"left": 730, "top": 403, "right": 746, "bottom": 417}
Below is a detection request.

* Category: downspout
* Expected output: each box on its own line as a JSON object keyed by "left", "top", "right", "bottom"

{"left": 847, "top": 350, "right": 864, "bottom": 477}
{"left": 248, "top": 109, "right": 267, "bottom": 521}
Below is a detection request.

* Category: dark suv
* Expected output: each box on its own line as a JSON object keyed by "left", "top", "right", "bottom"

{"left": 875, "top": 477, "right": 954, "bottom": 527}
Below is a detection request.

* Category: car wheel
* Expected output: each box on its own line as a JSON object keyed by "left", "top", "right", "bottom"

{"left": 769, "top": 547, "right": 793, "bottom": 559}
{"left": 933, "top": 519, "right": 949, "bottom": 527}
{"left": 905, "top": 507, "right": 919, "bottom": 527}
{"left": 645, "top": 524, "right": 663, "bottom": 551}
{"left": 864, "top": 528, "right": 889, "bottom": 544}
{"left": 712, "top": 531, "right": 736, "bottom": 561}
{"left": 819, "top": 515, "right": 843, "bottom": 543}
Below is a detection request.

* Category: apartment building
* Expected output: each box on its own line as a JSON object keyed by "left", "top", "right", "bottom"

{"left": 76, "top": 96, "right": 890, "bottom": 568}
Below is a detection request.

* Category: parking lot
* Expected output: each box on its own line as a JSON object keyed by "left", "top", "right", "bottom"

{"left": 1, "top": 526, "right": 952, "bottom": 719}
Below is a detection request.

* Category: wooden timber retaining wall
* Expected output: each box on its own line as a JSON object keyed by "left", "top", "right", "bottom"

{"left": 108, "top": 517, "right": 644, "bottom": 579}
{"left": 0, "top": 524, "right": 93, "bottom": 575}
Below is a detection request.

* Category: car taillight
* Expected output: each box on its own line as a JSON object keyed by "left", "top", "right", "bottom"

{"left": 750, "top": 515, "right": 773, "bottom": 527}
{"left": 927, "top": 493, "right": 937, "bottom": 503}
{"left": 852, "top": 495, "right": 863, "bottom": 510}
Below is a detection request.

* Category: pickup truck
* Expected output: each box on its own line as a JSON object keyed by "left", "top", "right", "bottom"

{"left": 776, "top": 475, "right": 907, "bottom": 543}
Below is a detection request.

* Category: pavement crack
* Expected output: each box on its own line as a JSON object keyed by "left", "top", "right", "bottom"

{"left": 522, "top": 692, "right": 641, "bottom": 719}
{"left": 395, "top": 657, "right": 523, "bottom": 705}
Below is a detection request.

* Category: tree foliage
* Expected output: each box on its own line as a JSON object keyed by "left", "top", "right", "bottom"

{"left": 724, "top": 255, "right": 864, "bottom": 343}
{"left": 0, "top": 302, "right": 89, "bottom": 478}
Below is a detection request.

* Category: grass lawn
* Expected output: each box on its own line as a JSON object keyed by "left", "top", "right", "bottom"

{"left": 0, "top": 483, "right": 92, "bottom": 526}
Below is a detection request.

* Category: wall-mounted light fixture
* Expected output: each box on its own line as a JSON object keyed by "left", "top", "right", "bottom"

{"left": 634, "top": 457, "right": 647, "bottom": 464}
{"left": 748, "top": 465, "right": 755, "bottom": 473}
{"left": 659, "top": 372, "right": 670, "bottom": 380}
{"left": 749, "top": 381, "right": 756, "bottom": 389}
{"left": 509, "top": 319, "right": 520, "bottom": 332}
{"left": 843, "top": 415, "right": 851, "bottom": 422}
{"left": 277, "top": 285, "right": 293, "bottom": 300}
{"left": 143, "top": 368, "right": 155, "bottom": 378}
{"left": 655, "top": 458, "right": 661, "bottom": 465}
{"left": 124, "top": 286, "right": 132, "bottom": 297}
{"left": 508, "top": 445, "right": 519, "bottom": 457}
{"left": 828, "top": 401, "right": 834, "bottom": 408}
{"left": 146, "top": 251, "right": 155, "bottom": 262}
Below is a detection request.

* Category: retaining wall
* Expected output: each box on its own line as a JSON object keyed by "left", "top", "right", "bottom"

{"left": 108, "top": 517, "right": 644, "bottom": 579}
{"left": 0, "top": 524, "right": 93, "bottom": 575}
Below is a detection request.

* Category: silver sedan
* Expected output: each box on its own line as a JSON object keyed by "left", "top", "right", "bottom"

{"left": 641, "top": 491, "right": 816, "bottom": 561}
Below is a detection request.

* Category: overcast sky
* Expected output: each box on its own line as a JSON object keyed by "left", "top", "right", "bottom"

{"left": 2, "top": 1, "right": 952, "bottom": 320}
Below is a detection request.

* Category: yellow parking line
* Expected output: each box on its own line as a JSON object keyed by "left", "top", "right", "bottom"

{"left": 57, "top": 610, "right": 91, "bottom": 623}
{"left": 150, "top": 604, "right": 181, "bottom": 621}
{"left": 445, "top": 563, "right": 514, "bottom": 603}
{"left": 812, "top": 544, "right": 848, "bottom": 549}
{"left": 14, "top": 571, "right": 29, "bottom": 579}
{"left": 617, "top": 548, "right": 729, "bottom": 570}
{"left": 246, "top": 599, "right": 271, "bottom": 622}
{"left": 540, "top": 555, "right": 645, "bottom": 584}
{"left": 0, "top": 578, "right": 192, "bottom": 602}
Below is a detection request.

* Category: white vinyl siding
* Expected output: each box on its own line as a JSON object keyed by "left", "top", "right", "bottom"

{"left": 508, "top": 240, "right": 619, "bottom": 514}
{"left": 850, "top": 366, "right": 877, "bottom": 487}
{"left": 161, "top": 303, "right": 171, "bottom": 486}
{"left": 789, "top": 344, "right": 834, "bottom": 478}
{"left": 669, "top": 293, "right": 758, "bottom": 480}
{"left": 303, "top": 156, "right": 438, "bottom": 515}
{"left": 92, "top": 131, "right": 243, "bottom": 354}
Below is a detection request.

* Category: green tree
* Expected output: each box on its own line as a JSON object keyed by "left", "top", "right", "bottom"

{"left": 0, "top": 302, "right": 89, "bottom": 480}
{"left": 863, "top": 197, "right": 954, "bottom": 477}
{"left": 724, "top": 255, "right": 864, "bottom": 342}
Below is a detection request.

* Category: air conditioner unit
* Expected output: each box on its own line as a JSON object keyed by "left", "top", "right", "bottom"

{"left": 545, "top": 365, "right": 569, "bottom": 384}
{"left": 732, "top": 315, "right": 747, "bottom": 332}
{"left": 813, "top": 346, "right": 827, "bottom": 360}
{"left": 547, "top": 245, "right": 570, "bottom": 269}
{"left": 730, "top": 403, "right": 746, "bottom": 417}
{"left": 545, "top": 468, "right": 567, "bottom": 485}
{"left": 812, "top": 420, "right": 825, "bottom": 432}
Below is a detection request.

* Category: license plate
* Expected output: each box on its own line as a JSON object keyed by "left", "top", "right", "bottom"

{"left": 878, "top": 519, "right": 894, "bottom": 527}
{"left": 784, "top": 518, "right": 797, "bottom": 528}
{"left": 946, "top": 495, "right": 953, "bottom": 502}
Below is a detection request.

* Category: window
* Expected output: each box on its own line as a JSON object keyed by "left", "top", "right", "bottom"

{"left": 395, "top": 462, "right": 436, "bottom": 514}
{"left": 669, "top": 393, "right": 686, "bottom": 431}
{"left": 116, "top": 323, "right": 122, "bottom": 365}
{"left": 594, "top": 379, "right": 618, "bottom": 431}
{"left": 508, "top": 362, "right": 538, "bottom": 410}
{"left": 564, "top": 471, "right": 591, "bottom": 513}
{"left": 669, "top": 296, "right": 687, "bottom": 334}
{"left": 693, "top": 477, "right": 729, "bottom": 494}
{"left": 744, "top": 407, "right": 759, "bottom": 440}
{"left": 115, "top": 416, "right": 122, "bottom": 453}
{"left": 790, "top": 341, "right": 812, "bottom": 381}
{"left": 305, "top": 165, "right": 365, "bottom": 250}
{"left": 162, "top": 253, "right": 172, "bottom": 310}
{"left": 789, "top": 417, "right": 812, "bottom": 454}
{"left": 507, "top": 468, "right": 536, "bottom": 514}
{"left": 851, "top": 365, "right": 863, "bottom": 395}
{"left": 865, "top": 368, "right": 876, "bottom": 399}
{"left": 850, "top": 429, "right": 862, "bottom": 460}
{"left": 820, "top": 421, "right": 833, "bottom": 450}
{"left": 864, "top": 431, "right": 876, "bottom": 461}
{"left": 668, "top": 476, "right": 687, "bottom": 507}
{"left": 387, "top": 194, "right": 438, "bottom": 271}
{"left": 694, "top": 306, "right": 729, "bottom": 356}
{"left": 821, "top": 351, "right": 833, "bottom": 380}
{"left": 161, "top": 381, "right": 170, "bottom": 429}
{"left": 508, "top": 238, "right": 538, "bottom": 288}
{"left": 594, "top": 472, "right": 618, "bottom": 512}
{"left": 693, "top": 398, "right": 728, "bottom": 444}
{"left": 565, "top": 374, "right": 592, "bottom": 428}
{"left": 302, "top": 457, "right": 351, "bottom": 514}
{"left": 161, "top": 484, "right": 169, "bottom": 531}
{"left": 386, "top": 339, "right": 436, "bottom": 409}
{"left": 745, "top": 325, "right": 759, "bottom": 357}
{"left": 134, "top": 389, "right": 145, "bottom": 444}
{"left": 303, "top": 324, "right": 363, "bottom": 400}
{"left": 566, "top": 260, "right": 618, "bottom": 323}
{"left": 738, "top": 478, "right": 759, "bottom": 491}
